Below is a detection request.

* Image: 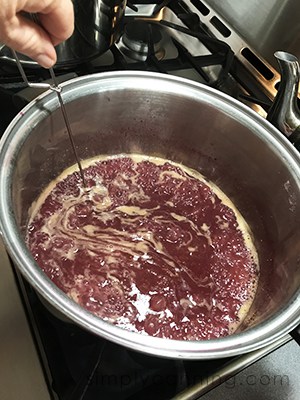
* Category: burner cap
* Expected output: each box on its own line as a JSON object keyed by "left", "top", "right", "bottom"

{"left": 117, "top": 21, "right": 165, "bottom": 61}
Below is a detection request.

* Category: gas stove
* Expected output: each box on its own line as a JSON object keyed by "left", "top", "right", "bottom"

{"left": 0, "top": 1, "right": 299, "bottom": 400}
{"left": 0, "top": 0, "right": 278, "bottom": 120}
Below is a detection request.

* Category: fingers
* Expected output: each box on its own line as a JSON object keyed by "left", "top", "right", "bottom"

{"left": 24, "top": 0, "right": 74, "bottom": 46}
{"left": 0, "top": 0, "right": 74, "bottom": 68}
{"left": 1, "top": 14, "right": 55, "bottom": 67}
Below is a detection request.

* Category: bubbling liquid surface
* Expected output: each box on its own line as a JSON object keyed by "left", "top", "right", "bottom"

{"left": 26, "top": 155, "right": 259, "bottom": 340}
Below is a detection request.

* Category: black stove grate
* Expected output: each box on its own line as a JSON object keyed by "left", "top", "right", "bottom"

{"left": 0, "top": 0, "right": 241, "bottom": 135}
{"left": 0, "top": 1, "right": 233, "bottom": 84}
{"left": 0, "top": 0, "right": 272, "bottom": 121}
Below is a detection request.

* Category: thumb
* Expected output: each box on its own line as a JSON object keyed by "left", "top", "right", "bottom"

{"left": 2, "top": 14, "right": 57, "bottom": 68}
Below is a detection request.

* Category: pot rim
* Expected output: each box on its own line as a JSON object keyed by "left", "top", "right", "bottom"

{"left": 0, "top": 71, "right": 300, "bottom": 359}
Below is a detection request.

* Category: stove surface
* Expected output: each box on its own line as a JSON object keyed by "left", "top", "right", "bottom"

{"left": 198, "top": 339, "right": 300, "bottom": 400}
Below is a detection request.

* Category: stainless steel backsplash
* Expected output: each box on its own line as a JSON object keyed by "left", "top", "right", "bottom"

{"left": 203, "top": 0, "right": 300, "bottom": 69}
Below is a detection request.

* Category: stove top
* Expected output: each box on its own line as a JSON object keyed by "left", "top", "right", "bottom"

{"left": 0, "top": 0, "right": 276, "bottom": 131}
{"left": 0, "top": 1, "right": 299, "bottom": 400}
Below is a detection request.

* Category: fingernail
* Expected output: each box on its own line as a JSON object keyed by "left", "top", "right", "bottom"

{"left": 35, "top": 54, "right": 55, "bottom": 68}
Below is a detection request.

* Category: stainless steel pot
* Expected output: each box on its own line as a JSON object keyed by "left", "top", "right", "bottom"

{"left": 0, "top": 0, "right": 127, "bottom": 68}
{"left": 67, "top": 0, "right": 127, "bottom": 65}
{"left": 0, "top": 72, "right": 299, "bottom": 359}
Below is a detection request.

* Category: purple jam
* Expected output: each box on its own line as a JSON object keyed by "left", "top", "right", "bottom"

{"left": 26, "top": 156, "right": 258, "bottom": 340}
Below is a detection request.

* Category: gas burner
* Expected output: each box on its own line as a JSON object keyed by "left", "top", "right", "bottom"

{"left": 117, "top": 21, "right": 165, "bottom": 62}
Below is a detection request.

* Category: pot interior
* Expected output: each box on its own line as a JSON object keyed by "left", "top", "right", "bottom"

{"left": 6, "top": 73, "right": 300, "bottom": 339}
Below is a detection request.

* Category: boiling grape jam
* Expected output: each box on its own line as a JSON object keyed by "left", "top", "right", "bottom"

{"left": 26, "top": 155, "right": 258, "bottom": 340}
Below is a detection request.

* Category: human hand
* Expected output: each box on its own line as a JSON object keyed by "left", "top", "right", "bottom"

{"left": 0, "top": 0, "right": 74, "bottom": 68}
